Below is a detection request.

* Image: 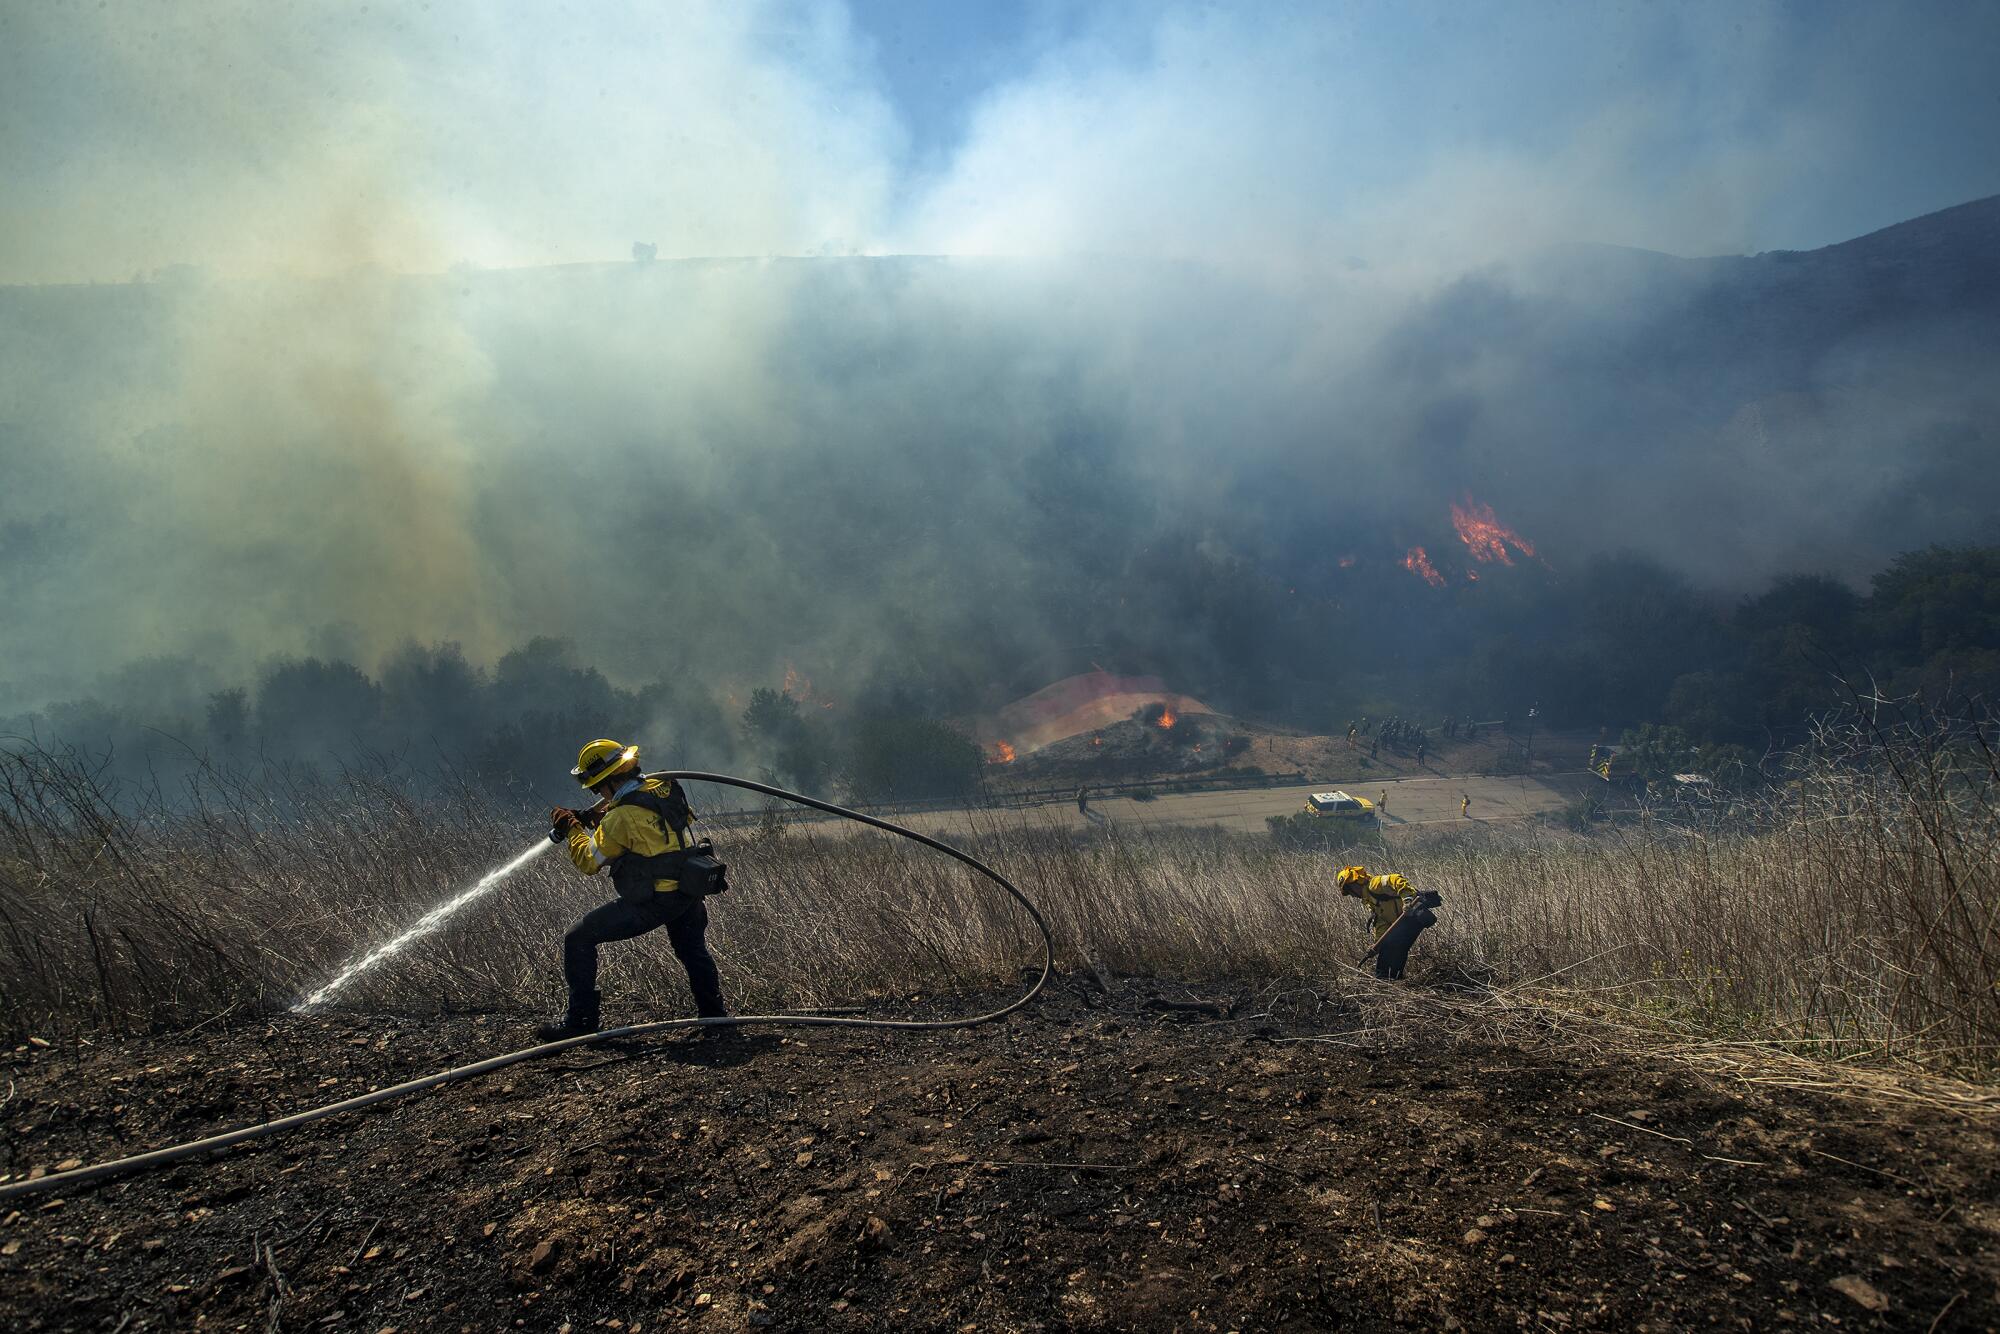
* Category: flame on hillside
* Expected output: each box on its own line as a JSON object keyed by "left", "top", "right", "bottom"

{"left": 1450, "top": 497, "right": 1536, "bottom": 565}
{"left": 1402, "top": 545, "right": 1446, "bottom": 588}
{"left": 1157, "top": 706, "right": 1178, "bottom": 729}
{"left": 990, "top": 740, "right": 1016, "bottom": 764}
{"left": 781, "top": 661, "right": 836, "bottom": 709}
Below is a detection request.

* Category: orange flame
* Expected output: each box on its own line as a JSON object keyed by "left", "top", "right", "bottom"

{"left": 780, "top": 662, "right": 837, "bottom": 709}
{"left": 1157, "top": 707, "right": 1178, "bottom": 729}
{"left": 1450, "top": 497, "right": 1536, "bottom": 565}
{"left": 991, "top": 740, "right": 1016, "bottom": 764}
{"left": 1402, "top": 545, "right": 1446, "bottom": 588}
{"left": 1091, "top": 734, "right": 1103, "bottom": 747}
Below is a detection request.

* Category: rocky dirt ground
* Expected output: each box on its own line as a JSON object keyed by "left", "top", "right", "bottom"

{"left": 3, "top": 977, "right": 1996, "bottom": 1332}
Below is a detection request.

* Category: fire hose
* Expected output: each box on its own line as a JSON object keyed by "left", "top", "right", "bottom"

{"left": 0, "top": 772, "right": 1054, "bottom": 1204}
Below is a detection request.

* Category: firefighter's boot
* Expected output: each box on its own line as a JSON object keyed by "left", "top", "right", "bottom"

{"left": 536, "top": 990, "right": 601, "bottom": 1042}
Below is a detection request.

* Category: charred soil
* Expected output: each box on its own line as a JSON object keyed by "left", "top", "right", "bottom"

{"left": 3, "top": 979, "right": 1996, "bottom": 1332}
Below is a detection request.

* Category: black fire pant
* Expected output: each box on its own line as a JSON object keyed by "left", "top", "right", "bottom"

{"left": 1370, "top": 897, "right": 1441, "bottom": 980}
{"left": 563, "top": 892, "right": 726, "bottom": 1017}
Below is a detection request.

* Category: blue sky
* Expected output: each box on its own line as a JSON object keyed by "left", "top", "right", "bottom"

{"left": 847, "top": 0, "right": 1063, "bottom": 170}
{"left": 844, "top": 0, "right": 2000, "bottom": 255}
{"left": 1, "top": 0, "right": 1996, "bottom": 281}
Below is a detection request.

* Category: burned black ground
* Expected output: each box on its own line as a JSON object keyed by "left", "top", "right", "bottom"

{"left": 3, "top": 978, "right": 1996, "bottom": 1332}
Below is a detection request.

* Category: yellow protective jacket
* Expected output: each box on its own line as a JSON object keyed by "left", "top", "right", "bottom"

{"left": 566, "top": 777, "right": 689, "bottom": 894}
{"left": 1360, "top": 873, "right": 1416, "bottom": 941}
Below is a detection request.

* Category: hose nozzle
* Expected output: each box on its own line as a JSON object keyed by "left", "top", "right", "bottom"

{"left": 548, "top": 802, "right": 609, "bottom": 843}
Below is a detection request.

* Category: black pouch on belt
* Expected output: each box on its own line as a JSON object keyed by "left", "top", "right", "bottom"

{"left": 611, "top": 841, "right": 730, "bottom": 901}
{"left": 676, "top": 841, "right": 731, "bottom": 897}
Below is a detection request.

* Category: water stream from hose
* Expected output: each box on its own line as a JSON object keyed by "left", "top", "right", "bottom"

{"left": 0, "top": 773, "right": 1057, "bottom": 1205}
{"left": 292, "top": 840, "right": 553, "bottom": 1012}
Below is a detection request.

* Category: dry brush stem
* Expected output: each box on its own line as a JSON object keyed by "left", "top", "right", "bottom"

{"left": 1, "top": 712, "right": 1995, "bottom": 1079}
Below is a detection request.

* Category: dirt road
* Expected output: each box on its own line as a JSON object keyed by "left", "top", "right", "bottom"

{"left": 774, "top": 771, "right": 1602, "bottom": 841}
{"left": 1067, "top": 771, "right": 1600, "bottom": 834}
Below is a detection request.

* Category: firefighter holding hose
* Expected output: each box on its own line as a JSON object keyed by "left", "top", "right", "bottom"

{"left": 538, "top": 739, "right": 728, "bottom": 1040}
{"left": 1335, "top": 864, "right": 1441, "bottom": 980}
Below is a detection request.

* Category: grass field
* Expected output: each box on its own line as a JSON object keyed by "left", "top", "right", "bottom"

{"left": 2, "top": 714, "right": 1995, "bottom": 1077}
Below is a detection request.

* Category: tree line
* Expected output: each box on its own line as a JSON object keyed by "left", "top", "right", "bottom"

{"left": 1, "top": 636, "right": 987, "bottom": 808}
{"left": 4, "top": 544, "right": 1995, "bottom": 806}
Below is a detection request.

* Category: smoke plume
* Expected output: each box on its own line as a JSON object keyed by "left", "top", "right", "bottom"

{"left": 1, "top": 0, "right": 1996, "bottom": 721}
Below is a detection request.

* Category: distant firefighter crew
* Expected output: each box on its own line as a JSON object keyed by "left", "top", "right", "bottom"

{"left": 1335, "top": 864, "right": 1442, "bottom": 980}
{"left": 538, "top": 739, "right": 728, "bottom": 1040}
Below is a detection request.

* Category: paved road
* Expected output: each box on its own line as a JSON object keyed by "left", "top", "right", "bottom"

{"left": 748, "top": 771, "right": 1599, "bottom": 840}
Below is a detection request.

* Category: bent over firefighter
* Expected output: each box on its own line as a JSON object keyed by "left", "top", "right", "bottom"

{"left": 1335, "top": 864, "right": 1442, "bottom": 980}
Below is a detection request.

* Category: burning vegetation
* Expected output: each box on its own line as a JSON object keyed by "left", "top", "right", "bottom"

{"left": 780, "top": 662, "right": 836, "bottom": 709}
{"left": 1402, "top": 544, "right": 1446, "bottom": 588}
{"left": 1398, "top": 497, "right": 1541, "bottom": 587}
{"left": 1451, "top": 496, "right": 1538, "bottom": 566}
{"left": 989, "top": 740, "right": 1017, "bottom": 764}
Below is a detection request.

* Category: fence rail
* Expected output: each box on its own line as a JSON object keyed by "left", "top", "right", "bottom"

{"left": 691, "top": 765, "right": 1320, "bottom": 827}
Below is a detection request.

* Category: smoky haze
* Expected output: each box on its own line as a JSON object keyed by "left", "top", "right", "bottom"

{"left": 2, "top": 1, "right": 1998, "bottom": 726}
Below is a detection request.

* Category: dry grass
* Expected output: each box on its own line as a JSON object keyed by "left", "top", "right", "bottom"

{"left": 2, "top": 712, "right": 1995, "bottom": 1080}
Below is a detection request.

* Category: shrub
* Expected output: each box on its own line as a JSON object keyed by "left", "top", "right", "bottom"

{"left": 3, "top": 707, "right": 1995, "bottom": 1076}
{"left": 845, "top": 717, "right": 984, "bottom": 803}
{"left": 1266, "top": 811, "right": 1371, "bottom": 853}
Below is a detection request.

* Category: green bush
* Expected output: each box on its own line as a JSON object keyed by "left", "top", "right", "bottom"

{"left": 845, "top": 716, "right": 984, "bottom": 803}
{"left": 1266, "top": 811, "right": 1370, "bottom": 852}
{"left": 1559, "top": 794, "right": 1606, "bottom": 832}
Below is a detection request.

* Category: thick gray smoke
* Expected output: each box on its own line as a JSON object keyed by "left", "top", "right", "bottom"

{"left": 1, "top": 1, "right": 1997, "bottom": 717}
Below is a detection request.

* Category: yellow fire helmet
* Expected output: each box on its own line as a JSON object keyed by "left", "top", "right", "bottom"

{"left": 1336, "top": 865, "right": 1370, "bottom": 892}
{"left": 572, "top": 739, "right": 640, "bottom": 791}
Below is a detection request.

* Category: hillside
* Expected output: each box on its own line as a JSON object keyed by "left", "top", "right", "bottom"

{"left": 976, "top": 671, "right": 1216, "bottom": 759}
{"left": 1368, "top": 195, "right": 2000, "bottom": 585}
{"left": 3, "top": 199, "right": 1997, "bottom": 706}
